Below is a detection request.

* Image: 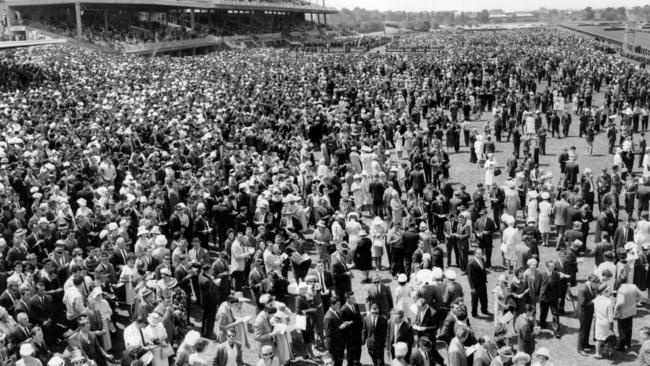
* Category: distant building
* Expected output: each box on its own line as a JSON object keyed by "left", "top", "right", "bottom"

{"left": 489, "top": 12, "right": 538, "bottom": 23}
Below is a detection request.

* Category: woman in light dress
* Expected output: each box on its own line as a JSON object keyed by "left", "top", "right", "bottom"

{"left": 492, "top": 274, "right": 510, "bottom": 326}
{"left": 504, "top": 182, "right": 520, "bottom": 219}
{"left": 403, "top": 129, "right": 414, "bottom": 158}
{"left": 345, "top": 213, "right": 362, "bottom": 254}
{"left": 538, "top": 192, "right": 553, "bottom": 247}
{"left": 143, "top": 313, "right": 171, "bottom": 366}
{"left": 394, "top": 130, "right": 404, "bottom": 159}
{"left": 119, "top": 254, "right": 141, "bottom": 311}
{"left": 484, "top": 153, "right": 496, "bottom": 187}
{"left": 270, "top": 305, "right": 293, "bottom": 364}
{"left": 593, "top": 284, "right": 614, "bottom": 359}
{"left": 370, "top": 217, "right": 387, "bottom": 270}
{"left": 393, "top": 274, "right": 415, "bottom": 323}
{"left": 526, "top": 191, "right": 539, "bottom": 225}
{"left": 501, "top": 214, "right": 519, "bottom": 273}
{"left": 635, "top": 213, "right": 650, "bottom": 248}
{"left": 88, "top": 288, "right": 114, "bottom": 351}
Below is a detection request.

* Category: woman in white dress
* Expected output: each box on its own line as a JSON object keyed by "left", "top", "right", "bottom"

{"left": 393, "top": 274, "right": 414, "bottom": 322}
{"left": 492, "top": 274, "right": 510, "bottom": 326}
{"left": 501, "top": 214, "right": 519, "bottom": 273}
{"left": 370, "top": 217, "right": 387, "bottom": 270}
{"left": 394, "top": 130, "right": 404, "bottom": 159}
{"left": 345, "top": 214, "right": 362, "bottom": 253}
{"left": 403, "top": 129, "right": 413, "bottom": 158}
{"left": 526, "top": 190, "right": 538, "bottom": 225}
{"left": 538, "top": 192, "right": 553, "bottom": 247}
{"left": 119, "top": 254, "right": 141, "bottom": 311}
{"left": 143, "top": 313, "right": 171, "bottom": 366}
{"left": 635, "top": 213, "right": 650, "bottom": 248}
{"left": 593, "top": 284, "right": 614, "bottom": 359}
{"left": 269, "top": 307, "right": 292, "bottom": 364}
{"left": 484, "top": 153, "right": 496, "bottom": 187}
{"left": 88, "top": 287, "right": 114, "bottom": 351}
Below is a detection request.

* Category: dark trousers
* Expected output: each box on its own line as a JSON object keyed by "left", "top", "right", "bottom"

{"left": 404, "top": 249, "right": 415, "bottom": 278}
{"left": 479, "top": 242, "right": 493, "bottom": 268}
{"left": 391, "top": 247, "right": 405, "bottom": 277}
{"left": 368, "top": 345, "right": 385, "bottom": 366}
{"left": 373, "top": 201, "right": 385, "bottom": 219}
{"left": 458, "top": 243, "right": 469, "bottom": 272}
{"left": 471, "top": 285, "right": 489, "bottom": 315}
{"left": 201, "top": 304, "right": 217, "bottom": 337}
{"left": 577, "top": 311, "right": 593, "bottom": 349}
{"left": 618, "top": 317, "right": 633, "bottom": 349}
{"left": 232, "top": 270, "right": 246, "bottom": 291}
{"left": 540, "top": 300, "right": 560, "bottom": 335}
{"left": 327, "top": 339, "right": 344, "bottom": 366}
{"left": 346, "top": 340, "right": 362, "bottom": 366}
{"left": 446, "top": 239, "right": 459, "bottom": 267}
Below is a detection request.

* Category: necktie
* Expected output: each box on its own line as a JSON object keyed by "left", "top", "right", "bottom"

{"left": 139, "top": 328, "right": 146, "bottom": 346}
{"left": 373, "top": 315, "right": 376, "bottom": 328}
{"left": 320, "top": 273, "right": 326, "bottom": 291}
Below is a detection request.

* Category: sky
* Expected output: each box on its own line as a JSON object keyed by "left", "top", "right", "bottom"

{"left": 324, "top": 0, "right": 649, "bottom": 12}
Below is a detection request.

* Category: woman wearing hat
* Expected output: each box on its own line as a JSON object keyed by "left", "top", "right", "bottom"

{"left": 511, "top": 351, "right": 531, "bottom": 366}
{"left": 492, "top": 274, "right": 511, "bottom": 326}
{"left": 119, "top": 253, "right": 142, "bottom": 314}
{"left": 531, "top": 347, "right": 553, "bottom": 366}
{"left": 256, "top": 345, "right": 280, "bottom": 366}
{"left": 143, "top": 312, "right": 172, "bottom": 366}
{"left": 353, "top": 230, "right": 373, "bottom": 283}
{"left": 393, "top": 274, "right": 414, "bottom": 322}
{"left": 370, "top": 217, "right": 387, "bottom": 271}
{"left": 88, "top": 287, "right": 114, "bottom": 351}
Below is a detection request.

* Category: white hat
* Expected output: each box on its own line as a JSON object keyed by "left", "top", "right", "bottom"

{"left": 535, "top": 347, "right": 551, "bottom": 359}
{"left": 527, "top": 258, "right": 538, "bottom": 267}
{"left": 19, "top": 343, "right": 34, "bottom": 357}
{"left": 76, "top": 198, "right": 87, "bottom": 206}
{"left": 38, "top": 217, "right": 48, "bottom": 225}
{"left": 397, "top": 273, "right": 408, "bottom": 283}
{"left": 540, "top": 192, "right": 550, "bottom": 200}
{"left": 48, "top": 356, "right": 65, "bottom": 366}
{"left": 444, "top": 269, "right": 457, "bottom": 280}
{"left": 147, "top": 312, "right": 161, "bottom": 325}
{"left": 184, "top": 330, "right": 201, "bottom": 346}
{"left": 154, "top": 235, "right": 167, "bottom": 247}
{"left": 432, "top": 267, "right": 443, "bottom": 280}
{"left": 528, "top": 191, "right": 538, "bottom": 199}
{"left": 419, "top": 222, "right": 428, "bottom": 231}
{"left": 512, "top": 352, "right": 531, "bottom": 363}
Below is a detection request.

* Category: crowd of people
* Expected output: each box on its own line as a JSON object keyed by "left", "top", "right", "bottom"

{"left": 1, "top": 26, "right": 650, "bottom": 366}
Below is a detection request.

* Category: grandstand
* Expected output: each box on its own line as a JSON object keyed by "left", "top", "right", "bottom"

{"left": 0, "top": 0, "right": 338, "bottom": 55}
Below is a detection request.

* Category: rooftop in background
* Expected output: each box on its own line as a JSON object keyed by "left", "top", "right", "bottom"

{"left": 5, "top": 0, "right": 339, "bottom": 13}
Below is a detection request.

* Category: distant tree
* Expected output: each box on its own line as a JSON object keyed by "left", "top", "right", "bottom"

{"left": 477, "top": 9, "right": 490, "bottom": 23}
{"left": 583, "top": 6, "right": 595, "bottom": 20}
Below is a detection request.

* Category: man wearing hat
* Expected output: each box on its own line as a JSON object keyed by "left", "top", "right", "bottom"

{"left": 474, "top": 208, "right": 497, "bottom": 269}
{"left": 198, "top": 264, "right": 220, "bottom": 339}
{"left": 330, "top": 244, "right": 352, "bottom": 305}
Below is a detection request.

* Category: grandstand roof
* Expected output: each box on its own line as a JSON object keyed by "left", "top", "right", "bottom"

{"left": 7, "top": 0, "right": 338, "bottom": 14}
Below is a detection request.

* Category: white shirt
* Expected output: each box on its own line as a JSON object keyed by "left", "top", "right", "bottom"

{"left": 123, "top": 322, "right": 145, "bottom": 350}
{"left": 226, "top": 343, "right": 238, "bottom": 366}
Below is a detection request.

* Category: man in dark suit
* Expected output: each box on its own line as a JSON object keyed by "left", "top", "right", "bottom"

{"left": 11, "top": 312, "right": 32, "bottom": 347}
{"left": 539, "top": 261, "right": 562, "bottom": 338}
{"left": 366, "top": 274, "right": 393, "bottom": 317}
{"left": 474, "top": 208, "right": 497, "bottom": 268}
{"left": 593, "top": 232, "right": 613, "bottom": 267}
{"left": 467, "top": 248, "right": 490, "bottom": 318}
{"left": 29, "top": 281, "right": 59, "bottom": 344}
{"left": 413, "top": 298, "right": 445, "bottom": 365}
{"left": 309, "top": 261, "right": 333, "bottom": 312}
{"left": 340, "top": 292, "right": 363, "bottom": 366}
{"left": 577, "top": 274, "right": 600, "bottom": 354}
{"left": 198, "top": 264, "right": 219, "bottom": 339}
{"left": 402, "top": 222, "right": 420, "bottom": 278}
{"left": 324, "top": 296, "right": 345, "bottom": 366}
{"left": 613, "top": 218, "right": 635, "bottom": 254}
{"left": 362, "top": 303, "right": 387, "bottom": 366}
{"left": 564, "top": 158, "right": 580, "bottom": 188}
{"left": 386, "top": 310, "right": 413, "bottom": 360}
{"left": 330, "top": 246, "right": 352, "bottom": 305}
{"left": 213, "top": 328, "right": 243, "bottom": 366}
{"left": 0, "top": 280, "right": 19, "bottom": 316}
{"left": 110, "top": 237, "right": 129, "bottom": 268}
{"left": 409, "top": 336, "right": 439, "bottom": 366}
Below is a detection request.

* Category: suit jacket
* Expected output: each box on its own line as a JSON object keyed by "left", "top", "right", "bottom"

{"left": 473, "top": 216, "right": 496, "bottom": 246}
{"left": 539, "top": 270, "right": 561, "bottom": 303}
{"left": 467, "top": 258, "right": 487, "bottom": 289}
{"left": 448, "top": 337, "right": 468, "bottom": 366}
{"left": 613, "top": 226, "right": 633, "bottom": 253}
{"left": 594, "top": 241, "right": 613, "bottom": 266}
{"left": 362, "top": 314, "right": 387, "bottom": 350}
{"left": 307, "top": 269, "right": 333, "bottom": 294}
{"left": 28, "top": 294, "right": 55, "bottom": 324}
{"left": 10, "top": 325, "right": 31, "bottom": 347}
{"left": 253, "top": 311, "right": 275, "bottom": 352}
{"left": 410, "top": 347, "right": 440, "bottom": 366}
{"left": 0, "top": 290, "right": 16, "bottom": 316}
{"left": 330, "top": 254, "right": 351, "bottom": 294}
{"left": 473, "top": 342, "right": 497, "bottom": 366}
{"left": 324, "top": 309, "right": 344, "bottom": 351}
{"left": 414, "top": 306, "right": 437, "bottom": 340}
{"left": 213, "top": 341, "right": 243, "bottom": 366}
{"left": 513, "top": 243, "right": 532, "bottom": 270}
{"left": 442, "top": 282, "right": 464, "bottom": 307}
{"left": 366, "top": 284, "right": 393, "bottom": 316}
{"left": 515, "top": 314, "right": 535, "bottom": 355}
{"left": 198, "top": 273, "right": 219, "bottom": 307}
{"left": 577, "top": 283, "right": 595, "bottom": 318}
{"left": 339, "top": 303, "right": 363, "bottom": 342}
{"left": 593, "top": 212, "right": 609, "bottom": 244}
{"left": 386, "top": 321, "right": 413, "bottom": 358}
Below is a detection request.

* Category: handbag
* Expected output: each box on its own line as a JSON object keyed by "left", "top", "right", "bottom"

{"left": 326, "top": 243, "right": 338, "bottom": 254}
{"left": 494, "top": 168, "right": 502, "bottom": 176}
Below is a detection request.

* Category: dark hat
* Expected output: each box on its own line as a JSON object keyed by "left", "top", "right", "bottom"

{"left": 419, "top": 336, "right": 432, "bottom": 347}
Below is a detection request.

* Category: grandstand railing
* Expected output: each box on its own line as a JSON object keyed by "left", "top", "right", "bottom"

{"left": 210, "top": 0, "right": 337, "bottom": 12}
{"left": 122, "top": 35, "right": 223, "bottom": 52}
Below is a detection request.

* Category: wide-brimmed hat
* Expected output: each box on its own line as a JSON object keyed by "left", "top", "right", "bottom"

{"left": 512, "top": 352, "right": 530, "bottom": 363}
